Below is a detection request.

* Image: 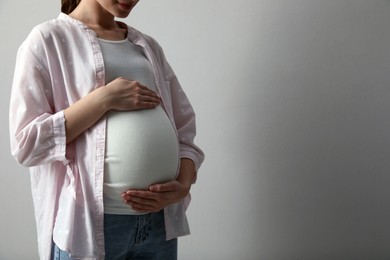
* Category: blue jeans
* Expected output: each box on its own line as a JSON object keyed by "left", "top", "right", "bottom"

{"left": 53, "top": 211, "right": 177, "bottom": 260}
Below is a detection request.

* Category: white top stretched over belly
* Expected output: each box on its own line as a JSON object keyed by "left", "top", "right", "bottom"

{"left": 104, "top": 106, "right": 179, "bottom": 214}
{"left": 99, "top": 37, "right": 179, "bottom": 214}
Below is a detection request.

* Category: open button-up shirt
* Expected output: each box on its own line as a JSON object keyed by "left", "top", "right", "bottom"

{"left": 9, "top": 13, "right": 204, "bottom": 260}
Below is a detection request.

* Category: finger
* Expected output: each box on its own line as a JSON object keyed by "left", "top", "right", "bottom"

{"left": 129, "top": 202, "right": 159, "bottom": 213}
{"left": 138, "top": 94, "right": 161, "bottom": 103}
{"left": 137, "top": 88, "right": 160, "bottom": 97}
{"left": 123, "top": 195, "right": 163, "bottom": 212}
{"left": 134, "top": 83, "right": 160, "bottom": 98}
{"left": 126, "top": 194, "right": 156, "bottom": 205}
{"left": 132, "top": 81, "right": 152, "bottom": 91}
{"left": 124, "top": 190, "right": 156, "bottom": 199}
{"left": 128, "top": 96, "right": 160, "bottom": 110}
{"left": 149, "top": 181, "right": 177, "bottom": 192}
{"left": 133, "top": 91, "right": 161, "bottom": 108}
{"left": 123, "top": 197, "right": 154, "bottom": 212}
{"left": 131, "top": 101, "right": 159, "bottom": 110}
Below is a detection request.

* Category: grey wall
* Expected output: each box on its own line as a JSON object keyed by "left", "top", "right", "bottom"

{"left": 2, "top": 0, "right": 390, "bottom": 259}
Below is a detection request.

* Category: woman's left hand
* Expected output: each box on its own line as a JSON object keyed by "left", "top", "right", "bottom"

{"left": 121, "top": 180, "right": 190, "bottom": 213}
{"left": 122, "top": 158, "right": 196, "bottom": 213}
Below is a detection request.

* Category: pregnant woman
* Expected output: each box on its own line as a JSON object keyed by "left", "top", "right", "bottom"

{"left": 9, "top": 0, "right": 204, "bottom": 259}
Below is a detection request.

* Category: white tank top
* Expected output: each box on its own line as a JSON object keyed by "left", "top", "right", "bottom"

{"left": 99, "top": 38, "right": 179, "bottom": 215}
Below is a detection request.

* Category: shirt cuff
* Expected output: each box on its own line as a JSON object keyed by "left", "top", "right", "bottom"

{"left": 52, "top": 110, "right": 67, "bottom": 162}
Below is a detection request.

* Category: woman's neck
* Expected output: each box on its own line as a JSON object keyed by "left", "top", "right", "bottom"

{"left": 69, "top": 0, "right": 127, "bottom": 40}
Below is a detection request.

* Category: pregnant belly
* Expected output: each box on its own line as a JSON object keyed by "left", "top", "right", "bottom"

{"left": 103, "top": 106, "right": 179, "bottom": 214}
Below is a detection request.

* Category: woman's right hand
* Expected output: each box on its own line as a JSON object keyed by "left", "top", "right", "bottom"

{"left": 64, "top": 77, "right": 160, "bottom": 144}
{"left": 103, "top": 77, "right": 161, "bottom": 111}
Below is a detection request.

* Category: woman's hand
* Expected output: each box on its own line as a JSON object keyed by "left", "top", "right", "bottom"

{"left": 121, "top": 180, "right": 190, "bottom": 213}
{"left": 64, "top": 77, "right": 160, "bottom": 144}
{"left": 121, "top": 158, "right": 196, "bottom": 213}
{"left": 103, "top": 77, "right": 161, "bottom": 111}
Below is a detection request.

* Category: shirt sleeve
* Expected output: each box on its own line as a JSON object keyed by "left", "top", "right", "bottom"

{"left": 9, "top": 29, "right": 67, "bottom": 167}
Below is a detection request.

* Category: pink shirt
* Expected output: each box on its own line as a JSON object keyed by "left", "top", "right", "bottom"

{"left": 9, "top": 13, "right": 204, "bottom": 260}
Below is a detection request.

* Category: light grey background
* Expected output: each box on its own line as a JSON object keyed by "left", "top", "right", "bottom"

{"left": 2, "top": 0, "right": 390, "bottom": 259}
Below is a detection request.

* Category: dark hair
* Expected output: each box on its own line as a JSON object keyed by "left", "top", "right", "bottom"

{"left": 61, "top": 0, "right": 81, "bottom": 14}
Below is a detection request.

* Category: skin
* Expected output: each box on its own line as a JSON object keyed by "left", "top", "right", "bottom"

{"left": 65, "top": 0, "right": 196, "bottom": 213}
